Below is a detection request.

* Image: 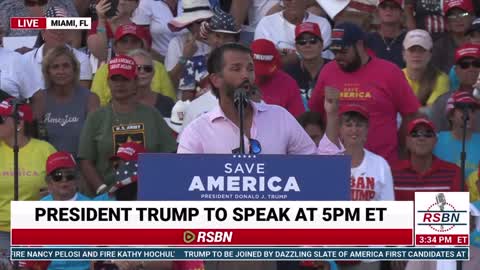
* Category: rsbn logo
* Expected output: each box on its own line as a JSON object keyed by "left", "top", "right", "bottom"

{"left": 417, "top": 193, "right": 467, "bottom": 232}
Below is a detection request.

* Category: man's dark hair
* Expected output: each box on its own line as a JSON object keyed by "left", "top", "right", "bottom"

{"left": 207, "top": 42, "right": 251, "bottom": 98}
{"left": 296, "top": 112, "right": 324, "bottom": 131}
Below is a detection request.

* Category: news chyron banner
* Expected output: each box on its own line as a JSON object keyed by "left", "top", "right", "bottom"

{"left": 10, "top": 155, "right": 471, "bottom": 261}
{"left": 10, "top": 17, "right": 91, "bottom": 30}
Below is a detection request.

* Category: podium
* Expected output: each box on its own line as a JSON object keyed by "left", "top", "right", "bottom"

{"left": 138, "top": 154, "right": 351, "bottom": 201}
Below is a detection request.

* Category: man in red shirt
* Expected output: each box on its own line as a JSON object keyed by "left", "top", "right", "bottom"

{"left": 251, "top": 39, "right": 305, "bottom": 117}
{"left": 392, "top": 118, "right": 462, "bottom": 201}
{"left": 309, "top": 22, "right": 420, "bottom": 164}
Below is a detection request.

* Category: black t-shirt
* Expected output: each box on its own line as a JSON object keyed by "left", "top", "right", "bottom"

{"left": 154, "top": 93, "right": 175, "bottom": 118}
{"left": 284, "top": 59, "right": 329, "bottom": 107}
{"left": 365, "top": 31, "right": 406, "bottom": 69}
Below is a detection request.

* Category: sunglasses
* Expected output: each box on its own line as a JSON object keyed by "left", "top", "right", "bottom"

{"left": 50, "top": 170, "right": 76, "bottom": 182}
{"left": 457, "top": 59, "right": 480, "bottom": 69}
{"left": 232, "top": 139, "right": 262, "bottom": 155}
{"left": 410, "top": 130, "right": 435, "bottom": 138}
{"left": 137, "top": 65, "right": 153, "bottom": 73}
{"left": 296, "top": 38, "right": 321, "bottom": 46}
{"left": 447, "top": 12, "right": 470, "bottom": 20}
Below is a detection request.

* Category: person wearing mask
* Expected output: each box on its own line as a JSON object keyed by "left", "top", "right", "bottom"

{"left": 254, "top": 0, "right": 333, "bottom": 65}
{"left": 0, "top": 100, "right": 56, "bottom": 260}
{"left": 309, "top": 22, "right": 420, "bottom": 164}
{"left": 433, "top": 91, "right": 480, "bottom": 199}
{"left": 402, "top": 29, "right": 449, "bottom": 116}
{"left": 285, "top": 22, "right": 329, "bottom": 110}
{"left": 31, "top": 46, "right": 100, "bottom": 158}
{"left": 431, "top": 44, "right": 480, "bottom": 132}
{"left": 2, "top": 6, "right": 92, "bottom": 98}
{"left": 431, "top": 0, "right": 475, "bottom": 73}
{"left": 91, "top": 23, "right": 175, "bottom": 106}
{"left": 251, "top": 39, "right": 305, "bottom": 117}
{"left": 366, "top": 0, "right": 407, "bottom": 68}
{"left": 78, "top": 55, "right": 177, "bottom": 195}
{"left": 87, "top": 0, "right": 139, "bottom": 63}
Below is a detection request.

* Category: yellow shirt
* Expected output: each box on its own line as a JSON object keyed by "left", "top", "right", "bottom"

{"left": 402, "top": 69, "right": 449, "bottom": 105}
{"left": 467, "top": 169, "right": 479, "bottom": 202}
{"left": 0, "top": 139, "right": 56, "bottom": 232}
{"left": 92, "top": 60, "right": 176, "bottom": 106}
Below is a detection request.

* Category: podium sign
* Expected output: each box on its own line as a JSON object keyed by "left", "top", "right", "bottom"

{"left": 138, "top": 154, "right": 351, "bottom": 201}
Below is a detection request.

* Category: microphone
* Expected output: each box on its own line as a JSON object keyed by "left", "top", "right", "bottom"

{"left": 436, "top": 193, "right": 446, "bottom": 211}
{"left": 234, "top": 88, "right": 249, "bottom": 109}
{"left": 436, "top": 193, "right": 446, "bottom": 230}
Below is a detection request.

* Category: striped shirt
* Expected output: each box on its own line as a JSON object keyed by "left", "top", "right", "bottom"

{"left": 392, "top": 156, "right": 461, "bottom": 201}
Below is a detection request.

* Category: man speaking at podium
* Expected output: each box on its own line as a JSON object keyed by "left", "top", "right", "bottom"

{"left": 178, "top": 43, "right": 343, "bottom": 155}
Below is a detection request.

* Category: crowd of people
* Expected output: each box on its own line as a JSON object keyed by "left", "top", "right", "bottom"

{"left": 1, "top": 0, "right": 480, "bottom": 270}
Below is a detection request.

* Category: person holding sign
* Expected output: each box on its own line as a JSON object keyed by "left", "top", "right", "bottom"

{"left": 178, "top": 43, "right": 343, "bottom": 155}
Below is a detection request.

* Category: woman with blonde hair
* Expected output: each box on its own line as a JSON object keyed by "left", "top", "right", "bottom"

{"left": 32, "top": 46, "right": 100, "bottom": 158}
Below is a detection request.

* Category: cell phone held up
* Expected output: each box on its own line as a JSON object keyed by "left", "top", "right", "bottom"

{"left": 97, "top": 0, "right": 119, "bottom": 18}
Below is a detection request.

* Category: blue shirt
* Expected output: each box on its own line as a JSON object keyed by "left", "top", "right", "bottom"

{"left": 433, "top": 132, "right": 480, "bottom": 177}
{"left": 40, "top": 192, "right": 109, "bottom": 270}
{"left": 449, "top": 66, "right": 459, "bottom": 91}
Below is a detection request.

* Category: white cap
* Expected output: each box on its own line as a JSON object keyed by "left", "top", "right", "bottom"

{"left": 403, "top": 29, "right": 433, "bottom": 50}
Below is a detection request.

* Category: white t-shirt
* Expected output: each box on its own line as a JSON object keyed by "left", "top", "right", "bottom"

{"left": 254, "top": 11, "right": 333, "bottom": 59}
{"left": 164, "top": 34, "right": 211, "bottom": 72}
{"left": 244, "top": 0, "right": 280, "bottom": 32}
{"left": 350, "top": 149, "right": 395, "bottom": 201}
{"left": 0, "top": 48, "right": 20, "bottom": 97}
{"left": 6, "top": 44, "right": 92, "bottom": 98}
{"left": 182, "top": 90, "right": 218, "bottom": 131}
{"left": 132, "top": 0, "right": 183, "bottom": 57}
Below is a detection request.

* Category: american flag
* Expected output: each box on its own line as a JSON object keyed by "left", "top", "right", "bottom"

{"left": 45, "top": 6, "right": 68, "bottom": 18}
{"left": 109, "top": 161, "right": 138, "bottom": 194}
{"left": 178, "top": 55, "right": 208, "bottom": 91}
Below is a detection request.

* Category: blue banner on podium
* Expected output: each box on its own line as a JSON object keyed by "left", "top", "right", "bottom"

{"left": 138, "top": 154, "right": 350, "bottom": 201}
